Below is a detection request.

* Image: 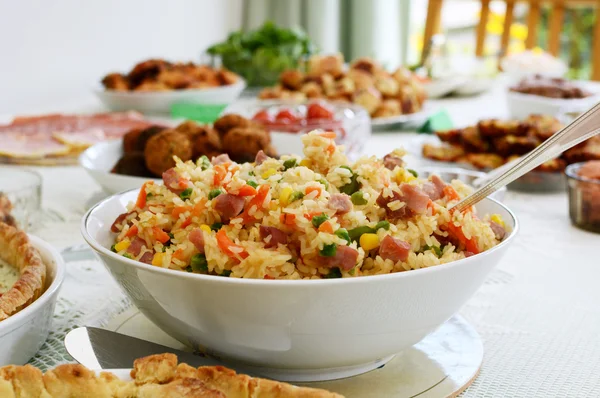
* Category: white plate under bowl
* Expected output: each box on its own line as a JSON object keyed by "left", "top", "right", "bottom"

{"left": 94, "top": 80, "right": 246, "bottom": 115}
{"left": 0, "top": 235, "right": 65, "bottom": 366}
{"left": 81, "top": 189, "right": 517, "bottom": 379}
{"left": 80, "top": 134, "right": 307, "bottom": 194}
{"left": 423, "top": 77, "right": 467, "bottom": 99}
{"left": 371, "top": 103, "right": 434, "bottom": 129}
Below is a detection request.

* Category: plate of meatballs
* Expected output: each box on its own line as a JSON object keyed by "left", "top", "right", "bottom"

{"left": 96, "top": 59, "right": 246, "bottom": 115}
{"left": 79, "top": 114, "right": 277, "bottom": 194}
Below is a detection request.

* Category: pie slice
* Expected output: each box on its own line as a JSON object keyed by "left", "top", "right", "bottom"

{"left": 0, "top": 353, "right": 344, "bottom": 397}
{"left": 0, "top": 222, "right": 46, "bottom": 321}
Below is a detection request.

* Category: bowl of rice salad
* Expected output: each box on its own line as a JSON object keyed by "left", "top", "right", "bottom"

{"left": 82, "top": 131, "right": 518, "bottom": 381}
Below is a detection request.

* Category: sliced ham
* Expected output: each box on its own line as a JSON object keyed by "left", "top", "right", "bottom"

{"left": 422, "top": 175, "right": 446, "bottom": 201}
{"left": 111, "top": 211, "right": 136, "bottom": 233}
{"left": 189, "top": 228, "right": 206, "bottom": 253}
{"left": 212, "top": 193, "right": 245, "bottom": 221}
{"left": 383, "top": 153, "right": 404, "bottom": 170}
{"left": 376, "top": 184, "right": 429, "bottom": 220}
{"left": 139, "top": 251, "right": 154, "bottom": 264}
{"left": 211, "top": 153, "right": 231, "bottom": 165}
{"left": 327, "top": 193, "right": 352, "bottom": 215}
{"left": 259, "top": 225, "right": 288, "bottom": 248}
{"left": 127, "top": 237, "right": 146, "bottom": 257}
{"left": 379, "top": 235, "right": 411, "bottom": 263}
{"left": 489, "top": 221, "right": 506, "bottom": 241}
{"left": 162, "top": 168, "right": 192, "bottom": 194}
{"left": 321, "top": 245, "right": 359, "bottom": 271}
{"left": 254, "top": 150, "right": 269, "bottom": 165}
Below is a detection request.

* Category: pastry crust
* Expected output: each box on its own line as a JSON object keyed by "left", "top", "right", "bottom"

{"left": 0, "top": 222, "right": 46, "bottom": 321}
{"left": 0, "top": 353, "right": 344, "bottom": 397}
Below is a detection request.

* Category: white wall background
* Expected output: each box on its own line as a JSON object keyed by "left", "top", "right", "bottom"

{"left": 0, "top": 0, "right": 243, "bottom": 114}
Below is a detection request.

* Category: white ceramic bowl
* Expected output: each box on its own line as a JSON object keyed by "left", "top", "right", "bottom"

{"left": 94, "top": 80, "right": 246, "bottom": 115}
{"left": 506, "top": 89, "right": 600, "bottom": 120}
{"left": 0, "top": 235, "right": 65, "bottom": 366}
{"left": 81, "top": 189, "right": 518, "bottom": 381}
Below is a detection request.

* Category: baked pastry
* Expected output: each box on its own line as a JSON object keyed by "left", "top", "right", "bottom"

{"left": 0, "top": 353, "right": 344, "bottom": 397}
{"left": 0, "top": 222, "right": 46, "bottom": 321}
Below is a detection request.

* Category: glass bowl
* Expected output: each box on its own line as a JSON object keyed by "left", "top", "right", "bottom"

{"left": 0, "top": 167, "right": 42, "bottom": 231}
{"left": 224, "top": 100, "right": 371, "bottom": 160}
{"left": 566, "top": 162, "right": 600, "bottom": 233}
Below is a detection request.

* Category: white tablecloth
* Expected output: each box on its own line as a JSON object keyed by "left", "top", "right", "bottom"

{"left": 21, "top": 87, "right": 600, "bottom": 396}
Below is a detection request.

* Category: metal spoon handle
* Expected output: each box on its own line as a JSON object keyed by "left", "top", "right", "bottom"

{"left": 451, "top": 101, "right": 600, "bottom": 212}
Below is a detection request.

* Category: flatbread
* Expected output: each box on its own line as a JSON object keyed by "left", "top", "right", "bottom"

{"left": 0, "top": 353, "right": 344, "bottom": 397}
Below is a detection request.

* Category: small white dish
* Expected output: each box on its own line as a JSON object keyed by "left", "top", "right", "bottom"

{"left": 94, "top": 80, "right": 246, "bottom": 115}
{"left": 506, "top": 88, "right": 600, "bottom": 120}
{"left": 0, "top": 235, "right": 65, "bottom": 366}
{"left": 81, "top": 189, "right": 517, "bottom": 380}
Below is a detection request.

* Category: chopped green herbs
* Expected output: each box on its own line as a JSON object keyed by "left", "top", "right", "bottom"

{"left": 424, "top": 245, "right": 442, "bottom": 257}
{"left": 348, "top": 226, "right": 375, "bottom": 241}
{"left": 110, "top": 244, "right": 117, "bottom": 252}
{"left": 123, "top": 253, "right": 132, "bottom": 259}
{"left": 339, "top": 167, "right": 360, "bottom": 195}
{"left": 317, "top": 179, "right": 329, "bottom": 189}
{"left": 208, "top": 189, "right": 222, "bottom": 200}
{"left": 320, "top": 243, "right": 337, "bottom": 257}
{"left": 190, "top": 254, "right": 209, "bottom": 273}
{"left": 198, "top": 156, "right": 211, "bottom": 170}
{"left": 289, "top": 191, "right": 305, "bottom": 202}
{"left": 185, "top": 266, "right": 193, "bottom": 272}
{"left": 311, "top": 213, "right": 329, "bottom": 228}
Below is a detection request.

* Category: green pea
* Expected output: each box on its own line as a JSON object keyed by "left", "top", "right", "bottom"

{"left": 210, "top": 223, "right": 223, "bottom": 231}
{"left": 351, "top": 191, "right": 368, "bottom": 205}
{"left": 317, "top": 179, "right": 329, "bottom": 189}
{"left": 375, "top": 220, "right": 390, "bottom": 231}
{"left": 348, "top": 226, "right": 375, "bottom": 241}
{"left": 180, "top": 188, "right": 193, "bottom": 200}
{"left": 324, "top": 267, "right": 342, "bottom": 278}
{"left": 221, "top": 269, "right": 232, "bottom": 277}
{"left": 208, "top": 189, "right": 222, "bottom": 200}
{"left": 190, "top": 254, "right": 208, "bottom": 273}
{"left": 319, "top": 243, "right": 337, "bottom": 257}
{"left": 283, "top": 158, "right": 297, "bottom": 170}
{"left": 123, "top": 253, "right": 132, "bottom": 259}
{"left": 185, "top": 266, "right": 193, "bottom": 272}
{"left": 424, "top": 245, "right": 442, "bottom": 257}
{"left": 334, "top": 228, "right": 351, "bottom": 243}
{"left": 247, "top": 180, "right": 258, "bottom": 188}
{"left": 290, "top": 191, "right": 305, "bottom": 202}
{"left": 198, "top": 156, "right": 211, "bottom": 170}
{"left": 311, "top": 213, "right": 329, "bottom": 228}
{"left": 110, "top": 244, "right": 117, "bottom": 252}
{"left": 248, "top": 171, "right": 255, "bottom": 176}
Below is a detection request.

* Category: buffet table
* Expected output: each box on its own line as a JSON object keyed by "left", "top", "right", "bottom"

{"left": 23, "top": 85, "right": 600, "bottom": 396}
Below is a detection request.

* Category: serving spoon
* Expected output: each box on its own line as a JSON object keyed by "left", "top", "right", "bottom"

{"left": 451, "top": 101, "right": 600, "bottom": 212}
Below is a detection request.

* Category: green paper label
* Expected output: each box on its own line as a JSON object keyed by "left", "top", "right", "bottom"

{"left": 171, "top": 103, "right": 228, "bottom": 123}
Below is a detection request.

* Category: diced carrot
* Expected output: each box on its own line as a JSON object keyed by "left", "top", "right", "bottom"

{"left": 191, "top": 199, "right": 207, "bottom": 218}
{"left": 427, "top": 200, "right": 436, "bottom": 215}
{"left": 135, "top": 182, "right": 152, "bottom": 209}
{"left": 446, "top": 222, "right": 479, "bottom": 254}
{"left": 125, "top": 225, "right": 138, "bottom": 238}
{"left": 264, "top": 274, "right": 275, "bottom": 280}
{"left": 280, "top": 213, "right": 296, "bottom": 225}
{"left": 213, "top": 164, "right": 227, "bottom": 186}
{"left": 172, "top": 248, "right": 185, "bottom": 260}
{"left": 180, "top": 218, "right": 192, "bottom": 228}
{"left": 237, "top": 184, "right": 257, "bottom": 197}
{"left": 318, "top": 221, "right": 334, "bottom": 233}
{"left": 177, "top": 177, "right": 189, "bottom": 189}
{"left": 326, "top": 143, "right": 335, "bottom": 155}
{"left": 305, "top": 186, "right": 322, "bottom": 198}
{"left": 242, "top": 185, "right": 270, "bottom": 223}
{"left": 216, "top": 229, "right": 248, "bottom": 260}
{"left": 318, "top": 131, "right": 337, "bottom": 139}
{"left": 443, "top": 186, "right": 460, "bottom": 201}
{"left": 171, "top": 206, "right": 189, "bottom": 219}
{"left": 304, "top": 211, "right": 322, "bottom": 220}
{"left": 152, "top": 227, "right": 171, "bottom": 244}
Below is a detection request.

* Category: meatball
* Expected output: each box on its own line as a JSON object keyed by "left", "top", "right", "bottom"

{"left": 123, "top": 128, "right": 144, "bottom": 153}
{"left": 221, "top": 127, "right": 271, "bottom": 162}
{"left": 350, "top": 57, "right": 381, "bottom": 75}
{"left": 280, "top": 69, "right": 305, "bottom": 90}
{"left": 308, "top": 54, "right": 344, "bottom": 78}
{"left": 144, "top": 130, "right": 193, "bottom": 176}
{"left": 134, "top": 126, "right": 167, "bottom": 152}
{"left": 213, "top": 114, "right": 251, "bottom": 138}
{"left": 112, "top": 152, "right": 154, "bottom": 177}
{"left": 102, "top": 73, "right": 130, "bottom": 91}
{"left": 192, "top": 126, "right": 222, "bottom": 159}
{"left": 372, "top": 99, "right": 402, "bottom": 118}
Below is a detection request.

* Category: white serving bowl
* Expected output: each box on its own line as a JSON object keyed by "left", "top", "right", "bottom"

{"left": 506, "top": 89, "right": 600, "bottom": 120}
{"left": 94, "top": 80, "right": 246, "bottom": 115}
{"left": 81, "top": 189, "right": 518, "bottom": 381}
{"left": 0, "top": 235, "right": 65, "bottom": 366}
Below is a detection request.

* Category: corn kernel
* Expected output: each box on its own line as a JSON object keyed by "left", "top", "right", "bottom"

{"left": 200, "top": 224, "right": 211, "bottom": 233}
{"left": 299, "top": 159, "right": 311, "bottom": 167}
{"left": 114, "top": 239, "right": 131, "bottom": 252}
{"left": 152, "top": 252, "right": 165, "bottom": 266}
{"left": 359, "top": 233, "right": 380, "bottom": 251}
{"left": 261, "top": 168, "right": 276, "bottom": 179}
{"left": 279, "top": 187, "right": 293, "bottom": 206}
{"left": 490, "top": 214, "right": 505, "bottom": 228}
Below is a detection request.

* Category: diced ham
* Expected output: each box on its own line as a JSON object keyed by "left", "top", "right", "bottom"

{"left": 379, "top": 235, "right": 411, "bottom": 263}
{"left": 327, "top": 193, "right": 353, "bottom": 215}
{"left": 127, "top": 237, "right": 146, "bottom": 257}
{"left": 422, "top": 175, "right": 447, "bottom": 201}
{"left": 259, "top": 225, "right": 288, "bottom": 248}
{"left": 162, "top": 168, "right": 192, "bottom": 194}
{"left": 464, "top": 251, "right": 475, "bottom": 257}
{"left": 111, "top": 211, "right": 135, "bottom": 233}
{"left": 189, "top": 228, "right": 206, "bottom": 253}
{"left": 211, "top": 153, "right": 231, "bottom": 165}
{"left": 139, "top": 251, "right": 154, "bottom": 264}
{"left": 489, "top": 221, "right": 506, "bottom": 241}
{"left": 431, "top": 175, "right": 446, "bottom": 193}
{"left": 254, "top": 150, "right": 269, "bottom": 165}
{"left": 383, "top": 153, "right": 404, "bottom": 170}
{"left": 212, "top": 193, "right": 245, "bottom": 221}
{"left": 321, "top": 245, "right": 359, "bottom": 271}
{"left": 376, "top": 184, "right": 429, "bottom": 220}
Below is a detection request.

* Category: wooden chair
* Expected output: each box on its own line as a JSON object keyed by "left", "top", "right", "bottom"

{"left": 421, "top": 0, "right": 600, "bottom": 80}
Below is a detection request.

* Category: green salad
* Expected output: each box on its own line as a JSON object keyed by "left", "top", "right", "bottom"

{"left": 207, "top": 21, "right": 317, "bottom": 87}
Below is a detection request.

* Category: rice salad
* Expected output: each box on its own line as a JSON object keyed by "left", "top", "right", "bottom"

{"left": 110, "top": 131, "right": 508, "bottom": 279}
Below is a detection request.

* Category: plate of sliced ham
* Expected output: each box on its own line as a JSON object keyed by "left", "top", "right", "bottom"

{"left": 0, "top": 112, "right": 160, "bottom": 165}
